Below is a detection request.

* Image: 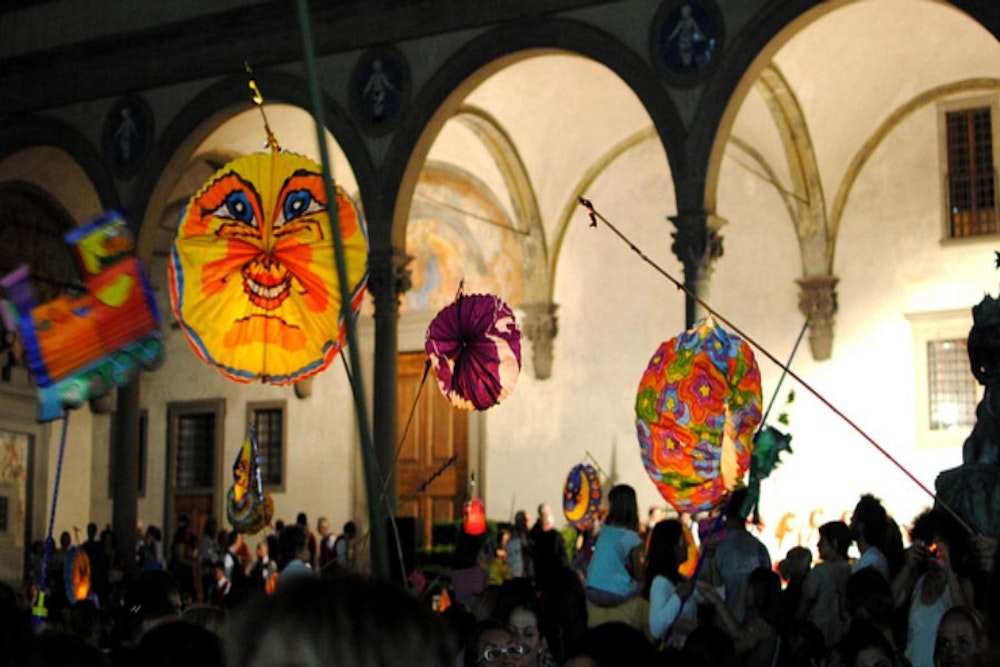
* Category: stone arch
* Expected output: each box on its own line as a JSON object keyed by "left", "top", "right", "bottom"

{"left": 0, "top": 116, "right": 117, "bottom": 221}
{"left": 699, "top": 1, "right": 847, "bottom": 212}
{"left": 378, "top": 16, "right": 686, "bottom": 255}
{"left": 450, "top": 105, "right": 547, "bottom": 306}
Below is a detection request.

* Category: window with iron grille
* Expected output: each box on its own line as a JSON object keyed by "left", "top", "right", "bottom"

{"left": 175, "top": 411, "right": 215, "bottom": 489}
{"left": 944, "top": 105, "right": 998, "bottom": 238}
{"left": 249, "top": 402, "right": 285, "bottom": 489}
{"left": 927, "top": 338, "right": 977, "bottom": 430}
{"left": 907, "top": 309, "right": 979, "bottom": 448}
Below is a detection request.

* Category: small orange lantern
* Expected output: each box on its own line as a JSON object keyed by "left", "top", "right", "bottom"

{"left": 463, "top": 473, "right": 486, "bottom": 536}
{"left": 464, "top": 498, "right": 486, "bottom": 536}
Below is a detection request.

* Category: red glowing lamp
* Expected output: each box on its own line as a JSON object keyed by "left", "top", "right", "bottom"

{"left": 464, "top": 498, "right": 486, "bottom": 535}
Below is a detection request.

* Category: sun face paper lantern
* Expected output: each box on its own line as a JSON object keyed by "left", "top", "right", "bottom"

{"left": 169, "top": 151, "right": 368, "bottom": 385}
{"left": 563, "top": 463, "right": 603, "bottom": 531}
{"left": 635, "top": 319, "right": 762, "bottom": 514}
{"left": 425, "top": 290, "right": 522, "bottom": 410}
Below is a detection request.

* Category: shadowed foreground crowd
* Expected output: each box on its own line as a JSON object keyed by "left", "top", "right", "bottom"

{"left": 0, "top": 489, "right": 998, "bottom": 667}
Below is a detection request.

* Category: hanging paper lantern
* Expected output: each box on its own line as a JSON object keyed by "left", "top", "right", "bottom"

{"left": 0, "top": 212, "right": 164, "bottom": 422}
{"left": 65, "top": 546, "right": 91, "bottom": 602}
{"left": 425, "top": 290, "right": 522, "bottom": 410}
{"left": 463, "top": 498, "right": 487, "bottom": 536}
{"left": 169, "top": 151, "right": 368, "bottom": 385}
{"left": 227, "top": 426, "right": 274, "bottom": 534}
{"left": 562, "top": 463, "right": 603, "bottom": 531}
{"left": 635, "top": 319, "right": 762, "bottom": 515}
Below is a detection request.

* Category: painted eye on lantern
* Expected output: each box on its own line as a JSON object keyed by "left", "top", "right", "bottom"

{"left": 277, "top": 189, "right": 323, "bottom": 228}
{"left": 213, "top": 191, "right": 257, "bottom": 227}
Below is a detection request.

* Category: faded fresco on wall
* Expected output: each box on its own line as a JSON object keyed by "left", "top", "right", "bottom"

{"left": 405, "top": 168, "right": 526, "bottom": 313}
{"left": 0, "top": 429, "right": 28, "bottom": 549}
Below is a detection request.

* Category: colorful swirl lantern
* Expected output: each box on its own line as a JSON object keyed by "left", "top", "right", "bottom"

{"left": 635, "top": 319, "right": 762, "bottom": 514}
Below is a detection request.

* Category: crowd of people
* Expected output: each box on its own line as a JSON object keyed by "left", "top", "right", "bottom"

{"left": 0, "top": 489, "right": 998, "bottom": 667}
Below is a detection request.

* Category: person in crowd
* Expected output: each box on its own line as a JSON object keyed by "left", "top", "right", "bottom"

{"left": 529, "top": 504, "right": 567, "bottom": 593}
{"left": 140, "top": 525, "right": 164, "bottom": 571}
{"left": 220, "top": 528, "right": 253, "bottom": 595}
{"left": 494, "top": 583, "right": 557, "bottom": 667}
{"left": 677, "top": 624, "right": 740, "bottom": 667}
{"left": 713, "top": 488, "right": 772, "bottom": 625}
{"left": 81, "top": 522, "right": 108, "bottom": 607}
{"left": 892, "top": 508, "right": 974, "bottom": 667}
{"left": 317, "top": 516, "right": 335, "bottom": 570}
{"left": 296, "top": 512, "right": 318, "bottom": 569}
{"left": 797, "top": 520, "right": 854, "bottom": 650}
{"left": 249, "top": 538, "right": 277, "bottom": 592}
{"left": 643, "top": 518, "right": 695, "bottom": 647}
{"left": 841, "top": 566, "right": 906, "bottom": 665}
{"left": 168, "top": 515, "right": 199, "bottom": 604}
{"left": 584, "top": 483, "right": 647, "bottom": 634}
{"left": 781, "top": 618, "right": 827, "bottom": 667}
{"left": 100, "top": 527, "right": 127, "bottom": 603}
{"left": 536, "top": 565, "right": 588, "bottom": 665}
{"left": 276, "top": 523, "right": 314, "bottom": 588}
{"left": 462, "top": 619, "right": 528, "bottom": 667}
{"left": 112, "top": 568, "right": 184, "bottom": 663}
{"left": 450, "top": 531, "right": 491, "bottom": 611}
{"left": 133, "top": 618, "right": 226, "bottom": 667}
{"left": 198, "top": 517, "right": 219, "bottom": 603}
{"left": 506, "top": 510, "right": 532, "bottom": 579}
{"left": 830, "top": 619, "right": 902, "bottom": 667}
{"left": 564, "top": 621, "right": 658, "bottom": 667}
{"left": 699, "top": 566, "right": 783, "bottom": 667}
{"left": 228, "top": 575, "right": 455, "bottom": 667}
{"left": 933, "top": 604, "right": 989, "bottom": 667}
{"left": 779, "top": 545, "right": 812, "bottom": 628}
{"left": 333, "top": 520, "right": 358, "bottom": 571}
{"left": 182, "top": 601, "right": 228, "bottom": 637}
{"left": 208, "top": 559, "right": 230, "bottom": 606}
{"left": 47, "top": 530, "right": 73, "bottom": 611}
{"left": 850, "top": 494, "right": 891, "bottom": 580}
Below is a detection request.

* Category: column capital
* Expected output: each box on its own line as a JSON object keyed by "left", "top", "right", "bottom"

{"left": 366, "top": 248, "right": 413, "bottom": 316}
{"left": 668, "top": 211, "right": 726, "bottom": 324}
{"left": 796, "top": 274, "right": 839, "bottom": 361}
{"left": 668, "top": 211, "right": 726, "bottom": 277}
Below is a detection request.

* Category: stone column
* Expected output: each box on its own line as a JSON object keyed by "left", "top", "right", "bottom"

{"left": 796, "top": 274, "right": 838, "bottom": 361}
{"left": 366, "top": 248, "right": 412, "bottom": 518}
{"left": 520, "top": 302, "right": 558, "bottom": 380}
{"left": 668, "top": 212, "right": 725, "bottom": 327}
{"left": 112, "top": 380, "right": 139, "bottom": 579}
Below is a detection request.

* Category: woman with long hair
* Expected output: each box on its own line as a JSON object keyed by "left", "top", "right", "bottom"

{"left": 644, "top": 519, "right": 695, "bottom": 645}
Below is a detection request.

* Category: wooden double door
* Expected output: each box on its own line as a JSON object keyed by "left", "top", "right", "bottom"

{"left": 395, "top": 352, "right": 469, "bottom": 548}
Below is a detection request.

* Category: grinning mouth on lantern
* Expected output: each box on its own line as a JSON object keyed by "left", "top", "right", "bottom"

{"left": 242, "top": 255, "right": 291, "bottom": 310}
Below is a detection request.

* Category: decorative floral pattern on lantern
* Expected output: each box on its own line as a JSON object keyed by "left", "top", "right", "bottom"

{"left": 425, "top": 289, "right": 522, "bottom": 410}
{"left": 563, "top": 463, "right": 603, "bottom": 531}
{"left": 636, "top": 319, "right": 762, "bottom": 514}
